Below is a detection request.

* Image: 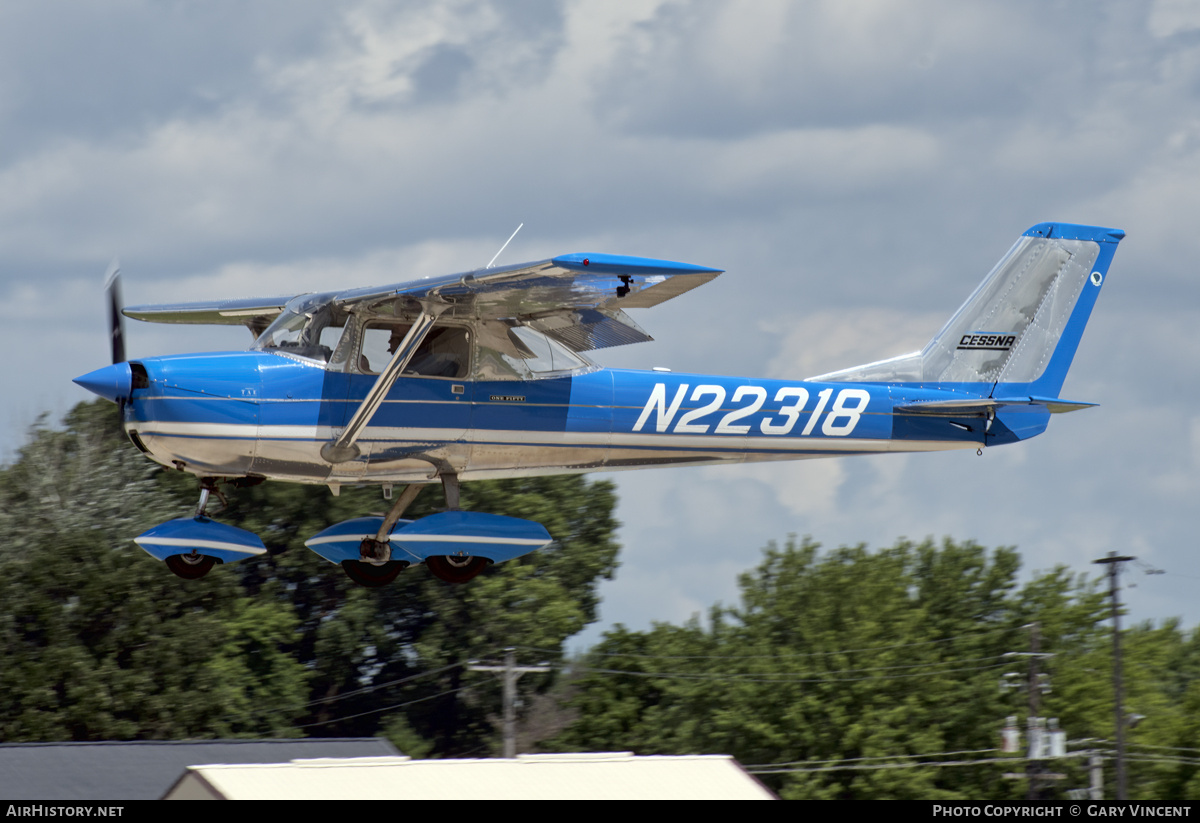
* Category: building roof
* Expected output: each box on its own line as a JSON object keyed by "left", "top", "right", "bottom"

{"left": 164, "top": 752, "right": 776, "bottom": 800}
{"left": 0, "top": 739, "right": 400, "bottom": 800}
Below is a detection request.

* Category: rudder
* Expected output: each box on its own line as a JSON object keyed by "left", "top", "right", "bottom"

{"left": 815, "top": 222, "right": 1124, "bottom": 396}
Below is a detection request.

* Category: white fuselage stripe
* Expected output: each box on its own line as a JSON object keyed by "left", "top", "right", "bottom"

{"left": 139, "top": 421, "right": 933, "bottom": 454}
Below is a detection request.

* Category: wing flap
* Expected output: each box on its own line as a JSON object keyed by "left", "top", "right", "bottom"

{"left": 527, "top": 308, "right": 653, "bottom": 352}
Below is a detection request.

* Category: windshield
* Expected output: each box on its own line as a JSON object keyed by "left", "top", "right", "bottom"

{"left": 253, "top": 293, "right": 346, "bottom": 363}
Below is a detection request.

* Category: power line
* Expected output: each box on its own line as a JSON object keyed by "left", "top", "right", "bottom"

{"left": 744, "top": 748, "right": 1003, "bottom": 769}
{"left": 575, "top": 654, "right": 1010, "bottom": 679}
{"left": 748, "top": 752, "right": 1088, "bottom": 775}
{"left": 296, "top": 661, "right": 465, "bottom": 710}
{"left": 288, "top": 683, "right": 480, "bottom": 731}
{"left": 546, "top": 625, "right": 1019, "bottom": 661}
{"left": 572, "top": 661, "right": 1009, "bottom": 684}
{"left": 1127, "top": 742, "right": 1200, "bottom": 754}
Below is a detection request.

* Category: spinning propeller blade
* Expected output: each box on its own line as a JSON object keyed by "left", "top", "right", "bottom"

{"left": 73, "top": 261, "right": 133, "bottom": 405}
{"left": 105, "top": 260, "right": 125, "bottom": 365}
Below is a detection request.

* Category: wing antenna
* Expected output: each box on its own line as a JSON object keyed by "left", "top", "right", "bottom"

{"left": 486, "top": 223, "right": 523, "bottom": 269}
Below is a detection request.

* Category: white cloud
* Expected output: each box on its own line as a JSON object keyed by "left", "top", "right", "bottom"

{"left": 762, "top": 308, "right": 939, "bottom": 380}
{"left": 1148, "top": 0, "right": 1200, "bottom": 37}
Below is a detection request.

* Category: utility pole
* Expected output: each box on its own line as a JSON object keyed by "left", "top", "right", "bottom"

{"left": 468, "top": 648, "right": 551, "bottom": 758}
{"left": 1001, "top": 623, "right": 1056, "bottom": 799}
{"left": 1093, "top": 551, "right": 1135, "bottom": 801}
{"left": 1027, "top": 621, "right": 1042, "bottom": 801}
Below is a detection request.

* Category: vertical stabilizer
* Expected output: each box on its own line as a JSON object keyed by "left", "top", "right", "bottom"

{"left": 814, "top": 222, "right": 1124, "bottom": 396}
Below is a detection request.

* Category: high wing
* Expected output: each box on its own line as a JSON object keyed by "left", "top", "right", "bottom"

{"left": 311, "top": 253, "right": 723, "bottom": 352}
{"left": 122, "top": 254, "right": 723, "bottom": 351}
{"left": 123, "top": 295, "right": 294, "bottom": 339}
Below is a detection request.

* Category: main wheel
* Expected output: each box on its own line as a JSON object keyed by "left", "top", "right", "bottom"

{"left": 165, "top": 553, "right": 217, "bottom": 580}
{"left": 425, "top": 555, "right": 490, "bottom": 584}
{"left": 341, "top": 560, "right": 406, "bottom": 588}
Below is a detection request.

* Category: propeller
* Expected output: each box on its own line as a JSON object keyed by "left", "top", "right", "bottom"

{"left": 74, "top": 260, "right": 135, "bottom": 414}
{"left": 105, "top": 259, "right": 125, "bottom": 365}
{"left": 105, "top": 260, "right": 129, "bottom": 425}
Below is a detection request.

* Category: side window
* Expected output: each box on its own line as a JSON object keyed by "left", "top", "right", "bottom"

{"left": 317, "top": 323, "right": 346, "bottom": 360}
{"left": 360, "top": 323, "right": 470, "bottom": 379}
{"left": 472, "top": 322, "right": 595, "bottom": 380}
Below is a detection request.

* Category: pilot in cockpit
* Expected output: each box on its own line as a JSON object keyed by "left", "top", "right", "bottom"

{"left": 387, "top": 325, "right": 411, "bottom": 355}
{"left": 360, "top": 322, "right": 468, "bottom": 378}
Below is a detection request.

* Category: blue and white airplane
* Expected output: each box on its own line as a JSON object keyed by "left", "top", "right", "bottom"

{"left": 74, "top": 222, "right": 1123, "bottom": 586}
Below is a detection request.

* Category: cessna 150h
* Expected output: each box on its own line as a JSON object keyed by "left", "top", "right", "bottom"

{"left": 74, "top": 222, "right": 1123, "bottom": 586}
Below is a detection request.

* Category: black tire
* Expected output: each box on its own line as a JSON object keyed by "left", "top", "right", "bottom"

{"left": 165, "top": 553, "right": 217, "bottom": 580}
{"left": 425, "top": 555, "right": 490, "bottom": 584}
{"left": 341, "top": 560, "right": 406, "bottom": 587}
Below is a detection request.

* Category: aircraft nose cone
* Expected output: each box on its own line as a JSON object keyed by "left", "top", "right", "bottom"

{"left": 73, "top": 362, "right": 133, "bottom": 403}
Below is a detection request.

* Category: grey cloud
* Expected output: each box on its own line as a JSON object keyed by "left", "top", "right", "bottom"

{"left": 0, "top": 2, "right": 340, "bottom": 163}
{"left": 588, "top": 1, "right": 1127, "bottom": 139}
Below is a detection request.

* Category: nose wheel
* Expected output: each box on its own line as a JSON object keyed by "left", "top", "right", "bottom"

{"left": 165, "top": 552, "right": 217, "bottom": 580}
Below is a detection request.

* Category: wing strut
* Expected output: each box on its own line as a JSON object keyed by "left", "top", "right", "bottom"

{"left": 321, "top": 310, "right": 441, "bottom": 464}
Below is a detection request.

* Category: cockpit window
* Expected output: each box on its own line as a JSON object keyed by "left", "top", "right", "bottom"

{"left": 254, "top": 294, "right": 594, "bottom": 381}
{"left": 360, "top": 322, "right": 471, "bottom": 379}
{"left": 253, "top": 293, "right": 347, "bottom": 363}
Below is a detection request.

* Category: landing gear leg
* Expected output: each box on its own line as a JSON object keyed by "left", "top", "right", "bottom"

{"left": 442, "top": 473, "right": 461, "bottom": 511}
{"left": 195, "top": 477, "right": 226, "bottom": 518}
{"left": 370, "top": 483, "right": 424, "bottom": 545}
{"left": 164, "top": 478, "right": 228, "bottom": 579}
{"left": 347, "top": 484, "right": 424, "bottom": 587}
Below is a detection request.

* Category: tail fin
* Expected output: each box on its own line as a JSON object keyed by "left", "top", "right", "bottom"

{"left": 815, "top": 222, "right": 1124, "bottom": 396}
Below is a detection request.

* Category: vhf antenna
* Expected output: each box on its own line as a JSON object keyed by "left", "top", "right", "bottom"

{"left": 486, "top": 223, "right": 523, "bottom": 269}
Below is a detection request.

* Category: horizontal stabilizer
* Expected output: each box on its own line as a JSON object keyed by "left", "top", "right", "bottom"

{"left": 895, "top": 396, "right": 1098, "bottom": 416}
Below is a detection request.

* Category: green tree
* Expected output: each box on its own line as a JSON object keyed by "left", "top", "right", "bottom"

{"left": 0, "top": 399, "right": 622, "bottom": 756}
{"left": 0, "top": 403, "right": 310, "bottom": 740}
{"left": 214, "top": 473, "right": 620, "bottom": 755}
{"left": 551, "top": 536, "right": 1198, "bottom": 800}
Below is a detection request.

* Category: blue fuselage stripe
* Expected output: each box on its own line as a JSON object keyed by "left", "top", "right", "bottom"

{"left": 126, "top": 352, "right": 1006, "bottom": 478}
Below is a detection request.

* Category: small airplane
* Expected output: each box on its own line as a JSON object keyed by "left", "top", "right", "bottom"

{"left": 74, "top": 222, "right": 1124, "bottom": 586}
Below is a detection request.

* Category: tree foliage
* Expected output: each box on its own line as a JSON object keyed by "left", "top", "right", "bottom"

{"left": 550, "top": 537, "right": 1200, "bottom": 800}
{"left": 0, "top": 401, "right": 620, "bottom": 754}
{"left": 0, "top": 404, "right": 307, "bottom": 739}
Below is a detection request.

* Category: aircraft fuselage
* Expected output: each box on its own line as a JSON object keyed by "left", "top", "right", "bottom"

{"left": 121, "top": 350, "right": 1040, "bottom": 486}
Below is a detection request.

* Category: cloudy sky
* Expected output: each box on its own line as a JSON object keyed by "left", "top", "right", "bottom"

{"left": 4, "top": 1, "right": 1199, "bottom": 644}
